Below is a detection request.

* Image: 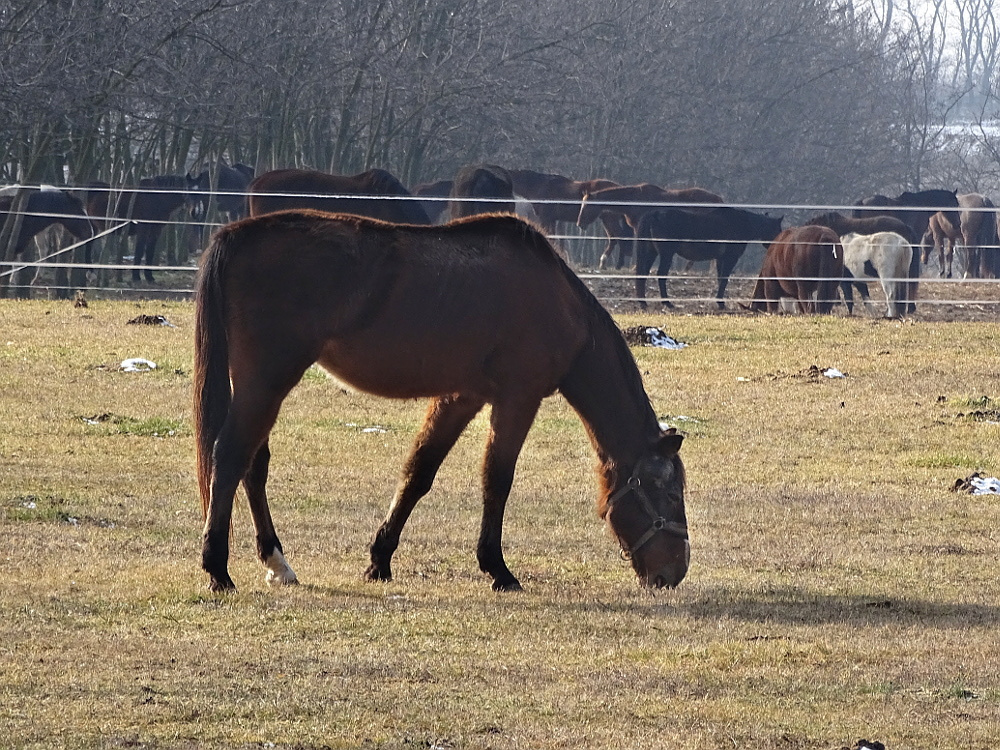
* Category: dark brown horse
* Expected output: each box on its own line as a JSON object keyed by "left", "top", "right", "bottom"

{"left": 114, "top": 175, "right": 193, "bottom": 282}
{"left": 248, "top": 168, "right": 431, "bottom": 224}
{"left": 749, "top": 225, "right": 844, "bottom": 313}
{"left": 1, "top": 187, "right": 96, "bottom": 262}
{"left": 195, "top": 210, "right": 690, "bottom": 593}
{"left": 578, "top": 184, "right": 725, "bottom": 269}
{"left": 449, "top": 164, "right": 516, "bottom": 218}
{"left": 188, "top": 161, "right": 256, "bottom": 223}
{"left": 411, "top": 179, "right": 454, "bottom": 223}
{"left": 508, "top": 170, "right": 629, "bottom": 267}
{"left": 805, "top": 211, "right": 917, "bottom": 244}
{"left": 634, "top": 206, "right": 783, "bottom": 308}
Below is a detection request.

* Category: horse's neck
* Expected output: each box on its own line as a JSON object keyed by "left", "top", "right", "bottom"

{"left": 559, "top": 319, "right": 660, "bottom": 479}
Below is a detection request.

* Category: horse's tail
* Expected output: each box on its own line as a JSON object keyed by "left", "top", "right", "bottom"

{"left": 193, "top": 228, "right": 234, "bottom": 519}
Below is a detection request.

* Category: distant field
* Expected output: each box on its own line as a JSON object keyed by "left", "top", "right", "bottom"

{"left": 1, "top": 299, "right": 998, "bottom": 749}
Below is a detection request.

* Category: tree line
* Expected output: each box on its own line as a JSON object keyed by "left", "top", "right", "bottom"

{"left": 2, "top": 0, "right": 999, "bottom": 205}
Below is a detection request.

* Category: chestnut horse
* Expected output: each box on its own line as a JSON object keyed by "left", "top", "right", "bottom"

{"left": 749, "top": 226, "right": 844, "bottom": 313}
{"left": 195, "top": 210, "right": 690, "bottom": 593}
{"left": 248, "top": 168, "right": 431, "bottom": 224}
{"left": 923, "top": 193, "right": 997, "bottom": 278}
{"left": 578, "top": 183, "right": 724, "bottom": 268}
{"left": 633, "top": 206, "right": 783, "bottom": 308}
{"left": 508, "top": 169, "right": 630, "bottom": 267}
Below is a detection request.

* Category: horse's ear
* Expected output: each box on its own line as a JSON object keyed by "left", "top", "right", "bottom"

{"left": 656, "top": 429, "right": 684, "bottom": 456}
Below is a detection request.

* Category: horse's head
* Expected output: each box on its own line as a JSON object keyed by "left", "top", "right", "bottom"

{"left": 759, "top": 213, "right": 784, "bottom": 242}
{"left": 577, "top": 192, "right": 600, "bottom": 228}
{"left": 604, "top": 430, "right": 688, "bottom": 589}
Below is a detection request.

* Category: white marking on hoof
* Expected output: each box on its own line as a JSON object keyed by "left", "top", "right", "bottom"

{"left": 263, "top": 550, "right": 298, "bottom": 586}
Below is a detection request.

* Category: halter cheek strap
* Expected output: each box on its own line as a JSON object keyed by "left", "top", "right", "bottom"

{"left": 606, "top": 474, "right": 688, "bottom": 557}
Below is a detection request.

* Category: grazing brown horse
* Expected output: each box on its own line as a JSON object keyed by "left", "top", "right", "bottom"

{"left": 248, "top": 168, "right": 431, "bottom": 224}
{"left": 508, "top": 169, "right": 629, "bottom": 266}
{"left": 449, "top": 164, "right": 516, "bottom": 218}
{"left": 195, "top": 210, "right": 690, "bottom": 593}
{"left": 749, "top": 226, "right": 844, "bottom": 313}
{"left": 578, "top": 184, "right": 725, "bottom": 231}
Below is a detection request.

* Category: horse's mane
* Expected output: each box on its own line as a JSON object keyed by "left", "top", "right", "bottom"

{"left": 507, "top": 215, "right": 659, "bottom": 437}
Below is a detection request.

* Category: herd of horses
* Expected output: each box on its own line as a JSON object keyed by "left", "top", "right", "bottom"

{"left": 2, "top": 163, "right": 994, "bottom": 317}
{"left": 3, "top": 163, "right": 995, "bottom": 592}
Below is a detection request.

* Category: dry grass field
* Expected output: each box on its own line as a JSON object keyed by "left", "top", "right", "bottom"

{"left": 1, "top": 297, "right": 998, "bottom": 749}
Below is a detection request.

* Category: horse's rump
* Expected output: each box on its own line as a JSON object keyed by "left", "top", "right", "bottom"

{"left": 752, "top": 225, "right": 844, "bottom": 312}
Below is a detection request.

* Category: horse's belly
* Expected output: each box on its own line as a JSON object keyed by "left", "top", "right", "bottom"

{"left": 315, "top": 339, "right": 495, "bottom": 400}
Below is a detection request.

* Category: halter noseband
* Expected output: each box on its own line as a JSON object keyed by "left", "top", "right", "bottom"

{"left": 606, "top": 472, "right": 688, "bottom": 558}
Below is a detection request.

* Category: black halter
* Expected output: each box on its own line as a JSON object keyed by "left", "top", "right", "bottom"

{"left": 606, "top": 472, "right": 688, "bottom": 558}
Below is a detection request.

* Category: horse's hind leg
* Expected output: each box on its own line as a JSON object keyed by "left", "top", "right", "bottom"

{"left": 478, "top": 396, "right": 542, "bottom": 591}
{"left": 243, "top": 440, "right": 298, "bottom": 586}
{"left": 366, "top": 394, "right": 486, "bottom": 583}
{"left": 655, "top": 250, "right": 675, "bottom": 308}
{"left": 202, "top": 385, "right": 288, "bottom": 592}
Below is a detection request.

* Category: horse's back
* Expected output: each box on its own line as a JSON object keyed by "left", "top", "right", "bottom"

{"left": 842, "top": 231, "right": 911, "bottom": 277}
{"left": 249, "top": 168, "right": 430, "bottom": 224}
{"left": 205, "top": 211, "right": 590, "bottom": 399}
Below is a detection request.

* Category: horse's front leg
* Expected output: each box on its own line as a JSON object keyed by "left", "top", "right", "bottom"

{"left": 243, "top": 440, "right": 297, "bottom": 586}
{"left": 131, "top": 232, "right": 145, "bottom": 282}
{"left": 713, "top": 248, "right": 743, "bottom": 309}
{"left": 634, "top": 243, "right": 657, "bottom": 310}
{"left": 477, "top": 397, "right": 541, "bottom": 591}
{"left": 143, "top": 227, "right": 162, "bottom": 283}
{"left": 366, "top": 394, "right": 485, "bottom": 583}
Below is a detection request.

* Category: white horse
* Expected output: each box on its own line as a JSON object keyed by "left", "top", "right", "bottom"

{"left": 840, "top": 232, "right": 913, "bottom": 318}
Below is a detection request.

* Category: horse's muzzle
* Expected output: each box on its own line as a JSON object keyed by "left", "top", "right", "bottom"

{"left": 642, "top": 540, "right": 690, "bottom": 589}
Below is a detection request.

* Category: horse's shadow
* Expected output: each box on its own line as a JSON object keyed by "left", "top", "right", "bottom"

{"left": 650, "top": 583, "right": 1000, "bottom": 630}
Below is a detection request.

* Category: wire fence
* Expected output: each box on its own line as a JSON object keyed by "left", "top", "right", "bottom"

{"left": 3, "top": 182, "right": 999, "bottom": 311}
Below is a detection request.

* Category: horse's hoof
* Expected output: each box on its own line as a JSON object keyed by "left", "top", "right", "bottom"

{"left": 364, "top": 563, "right": 392, "bottom": 582}
{"left": 208, "top": 574, "right": 237, "bottom": 593}
{"left": 492, "top": 578, "right": 523, "bottom": 592}
{"left": 263, "top": 550, "right": 298, "bottom": 586}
